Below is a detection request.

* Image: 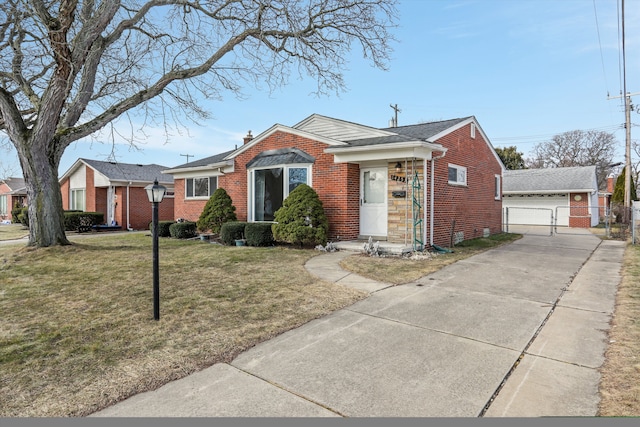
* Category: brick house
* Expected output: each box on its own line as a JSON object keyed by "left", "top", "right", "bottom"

{"left": 164, "top": 114, "right": 505, "bottom": 248}
{"left": 0, "top": 177, "right": 27, "bottom": 222}
{"left": 59, "top": 159, "right": 174, "bottom": 230}
{"left": 502, "top": 166, "right": 600, "bottom": 228}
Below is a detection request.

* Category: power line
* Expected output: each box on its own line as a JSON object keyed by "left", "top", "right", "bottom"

{"left": 593, "top": 0, "right": 610, "bottom": 97}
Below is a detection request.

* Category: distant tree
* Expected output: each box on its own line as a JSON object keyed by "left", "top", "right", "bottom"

{"left": 495, "top": 146, "right": 526, "bottom": 170}
{"left": 197, "top": 188, "right": 237, "bottom": 234}
{"left": 0, "top": 0, "right": 398, "bottom": 247}
{"left": 612, "top": 167, "right": 638, "bottom": 204}
{"left": 526, "top": 130, "right": 617, "bottom": 189}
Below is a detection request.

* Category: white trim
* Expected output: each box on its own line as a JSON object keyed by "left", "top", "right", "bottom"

{"left": 448, "top": 164, "right": 467, "bottom": 186}
{"left": 247, "top": 163, "right": 313, "bottom": 222}
{"left": 226, "top": 124, "right": 347, "bottom": 160}
{"left": 326, "top": 142, "right": 446, "bottom": 164}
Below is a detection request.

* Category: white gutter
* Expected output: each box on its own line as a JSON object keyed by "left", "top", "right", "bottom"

{"left": 127, "top": 182, "right": 132, "bottom": 231}
{"left": 430, "top": 152, "right": 446, "bottom": 246}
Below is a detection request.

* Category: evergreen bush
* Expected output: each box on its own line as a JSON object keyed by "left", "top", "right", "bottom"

{"left": 149, "top": 220, "right": 175, "bottom": 237}
{"left": 272, "top": 184, "right": 328, "bottom": 247}
{"left": 220, "top": 221, "right": 247, "bottom": 245}
{"left": 169, "top": 221, "right": 197, "bottom": 239}
{"left": 64, "top": 211, "right": 104, "bottom": 231}
{"left": 196, "top": 188, "right": 237, "bottom": 233}
{"left": 17, "top": 207, "right": 28, "bottom": 227}
{"left": 245, "top": 222, "right": 275, "bottom": 247}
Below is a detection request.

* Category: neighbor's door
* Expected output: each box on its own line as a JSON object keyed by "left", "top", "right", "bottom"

{"left": 360, "top": 167, "right": 387, "bottom": 238}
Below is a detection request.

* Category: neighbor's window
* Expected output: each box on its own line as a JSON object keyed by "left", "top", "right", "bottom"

{"left": 448, "top": 164, "right": 467, "bottom": 186}
{"left": 0, "top": 195, "right": 7, "bottom": 216}
{"left": 70, "top": 189, "right": 86, "bottom": 211}
{"left": 494, "top": 174, "right": 501, "bottom": 200}
{"left": 186, "top": 177, "right": 217, "bottom": 198}
{"left": 251, "top": 165, "right": 311, "bottom": 221}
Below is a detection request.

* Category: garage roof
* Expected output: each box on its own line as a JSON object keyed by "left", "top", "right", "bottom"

{"left": 503, "top": 166, "right": 597, "bottom": 194}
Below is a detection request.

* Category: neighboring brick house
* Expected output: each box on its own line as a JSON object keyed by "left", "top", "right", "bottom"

{"left": 164, "top": 114, "right": 504, "bottom": 248}
{"left": 502, "top": 166, "right": 600, "bottom": 228}
{"left": 59, "top": 159, "right": 174, "bottom": 230}
{"left": 0, "top": 177, "right": 27, "bottom": 222}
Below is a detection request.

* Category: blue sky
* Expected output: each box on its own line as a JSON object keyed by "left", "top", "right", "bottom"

{"left": 3, "top": 0, "right": 640, "bottom": 176}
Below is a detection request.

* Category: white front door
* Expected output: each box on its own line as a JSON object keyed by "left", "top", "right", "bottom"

{"left": 360, "top": 167, "right": 387, "bottom": 238}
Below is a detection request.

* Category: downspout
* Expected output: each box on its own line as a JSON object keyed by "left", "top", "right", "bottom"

{"left": 430, "top": 152, "right": 446, "bottom": 246}
{"left": 127, "top": 182, "right": 132, "bottom": 231}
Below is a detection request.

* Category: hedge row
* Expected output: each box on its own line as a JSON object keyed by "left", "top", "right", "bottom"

{"left": 219, "top": 221, "right": 274, "bottom": 247}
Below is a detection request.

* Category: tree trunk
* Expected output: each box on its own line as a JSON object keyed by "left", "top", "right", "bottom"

{"left": 18, "top": 141, "right": 70, "bottom": 247}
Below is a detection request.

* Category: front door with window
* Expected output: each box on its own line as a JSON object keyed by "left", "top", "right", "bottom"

{"left": 360, "top": 167, "right": 387, "bottom": 238}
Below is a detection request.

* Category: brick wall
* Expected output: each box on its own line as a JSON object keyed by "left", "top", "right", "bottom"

{"left": 427, "top": 123, "right": 503, "bottom": 247}
{"left": 173, "top": 130, "right": 359, "bottom": 240}
{"left": 568, "top": 192, "right": 591, "bottom": 228}
{"left": 60, "top": 180, "right": 70, "bottom": 210}
{"left": 121, "top": 186, "right": 174, "bottom": 230}
{"left": 85, "top": 167, "right": 96, "bottom": 212}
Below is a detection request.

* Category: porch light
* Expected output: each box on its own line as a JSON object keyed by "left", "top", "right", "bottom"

{"left": 395, "top": 162, "right": 403, "bottom": 173}
{"left": 144, "top": 179, "right": 166, "bottom": 321}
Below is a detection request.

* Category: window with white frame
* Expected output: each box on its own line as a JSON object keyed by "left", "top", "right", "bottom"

{"left": 494, "top": 174, "right": 501, "bottom": 200}
{"left": 186, "top": 177, "right": 217, "bottom": 199}
{"left": 0, "top": 195, "right": 7, "bottom": 216}
{"left": 70, "top": 189, "right": 86, "bottom": 211}
{"left": 251, "top": 165, "right": 311, "bottom": 221}
{"left": 448, "top": 164, "right": 467, "bottom": 186}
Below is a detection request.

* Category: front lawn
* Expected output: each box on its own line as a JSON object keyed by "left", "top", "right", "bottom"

{"left": 0, "top": 234, "right": 366, "bottom": 416}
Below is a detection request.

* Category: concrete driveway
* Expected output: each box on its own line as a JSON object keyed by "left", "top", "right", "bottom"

{"left": 92, "top": 229, "right": 624, "bottom": 417}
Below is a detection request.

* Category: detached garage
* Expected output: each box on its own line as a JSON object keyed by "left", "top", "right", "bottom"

{"left": 502, "top": 166, "right": 599, "bottom": 228}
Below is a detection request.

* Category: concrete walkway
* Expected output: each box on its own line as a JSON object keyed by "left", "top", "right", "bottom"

{"left": 91, "top": 230, "right": 625, "bottom": 417}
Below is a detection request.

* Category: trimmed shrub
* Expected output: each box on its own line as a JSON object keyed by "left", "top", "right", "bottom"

{"left": 272, "top": 184, "right": 329, "bottom": 247}
{"left": 245, "top": 222, "right": 275, "bottom": 247}
{"left": 169, "top": 221, "right": 197, "bottom": 239}
{"left": 11, "top": 202, "right": 24, "bottom": 224}
{"left": 17, "top": 207, "right": 28, "bottom": 227}
{"left": 220, "top": 221, "right": 247, "bottom": 246}
{"left": 63, "top": 211, "right": 104, "bottom": 232}
{"left": 149, "top": 220, "right": 175, "bottom": 237}
{"left": 197, "top": 188, "right": 237, "bottom": 233}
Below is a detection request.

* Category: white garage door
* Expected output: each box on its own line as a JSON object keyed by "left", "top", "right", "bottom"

{"left": 503, "top": 195, "right": 569, "bottom": 226}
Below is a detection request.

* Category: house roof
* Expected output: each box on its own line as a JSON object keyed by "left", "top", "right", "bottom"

{"left": 246, "top": 148, "right": 315, "bottom": 168}
{"left": 503, "top": 166, "right": 598, "bottom": 194}
{"left": 169, "top": 149, "right": 236, "bottom": 170}
{"left": 62, "top": 159, "right": 174, "bottom": 185}
{"left": 382, "top": 117, "right": 472, "bottom": 141}
{"left": 0, "top": 177, "right": 26, "bottom": 194}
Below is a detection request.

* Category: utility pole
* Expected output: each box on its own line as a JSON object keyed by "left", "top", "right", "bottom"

{"left": 180, "top": 154, "right": 194, "bottom": 163}
{"left": 390, "top": 103, "right": 401, "bottom": 127}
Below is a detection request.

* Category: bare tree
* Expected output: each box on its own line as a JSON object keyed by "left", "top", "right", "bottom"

{"left": 0, "top": 0, "right": 398, "bottom": 247}
{"left": 525, "top": 129, "right": 617, "bottom": 190}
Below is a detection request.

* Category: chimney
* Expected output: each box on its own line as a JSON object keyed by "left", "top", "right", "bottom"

{"left": 607, "top": 174, "right": 615, "bottom": 193}
{"left": 243, "top": 130, "right": 253, "bottom": 144}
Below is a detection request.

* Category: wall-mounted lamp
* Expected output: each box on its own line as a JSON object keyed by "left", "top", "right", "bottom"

{"left": 395, "top": 162, "right": 403, "bottom": 173}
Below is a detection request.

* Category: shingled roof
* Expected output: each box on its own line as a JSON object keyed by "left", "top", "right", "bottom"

{"left": 80, "top": 159, "right": 174, "bottom": 184}
{"left": 1, "top": 177, "right": 26, "bottom": 194}
{"left": 503, "top": 166, "right": 598, "bottom": 194}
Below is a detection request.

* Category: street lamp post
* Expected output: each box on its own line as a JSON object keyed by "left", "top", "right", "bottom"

{"left": 145, "top": 179, "right": 167, "bottom": 321}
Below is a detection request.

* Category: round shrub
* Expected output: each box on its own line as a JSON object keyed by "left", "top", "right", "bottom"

{"left": 169, "top": 221, "right": 197, "bottom": 239}
{"left": 272, "top": 184, "right": 328, "bottom": 247}
{"left": 18, "top": 207, "right": 29, "bottom": 227}
{"left": 197, "top": 188, "right": 237, "bottom": 233}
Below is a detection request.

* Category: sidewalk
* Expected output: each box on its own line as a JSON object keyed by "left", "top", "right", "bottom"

{"left": 91, "top": 231, "right": 625, "bottom": 417}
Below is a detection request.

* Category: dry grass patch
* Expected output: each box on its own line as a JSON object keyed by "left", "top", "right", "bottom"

{"left": 598, "top": 243, "right": 640, "bottom": 416}
{"left": 0, "top": 223, "right": 28, "bottom": 241}
{"left": 0, "top": 234, "right": 366, "bottom": 416}
{"left": 339, "top": 233, "right": 523, "bottom": 285}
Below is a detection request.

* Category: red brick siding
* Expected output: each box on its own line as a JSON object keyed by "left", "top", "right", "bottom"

{"left": 1, "top": 182, "right": 26, "bottom": 221}
{"left": 427, "top": 124, "right": 503, "bottom": 247}
{"left": 123, "top": 186, "right": 174, "bottom": 230}
{"left": 173, "top": 131, "right": 359, "bottom": 240}
{"left": 60, "top": 180, "right": 70, "bottom": 210}
{"left": 85, "top": 168, "right": 96, "bottom": 212}
{"left": 569, "top": 192, "right": 591, "bottom": 228}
